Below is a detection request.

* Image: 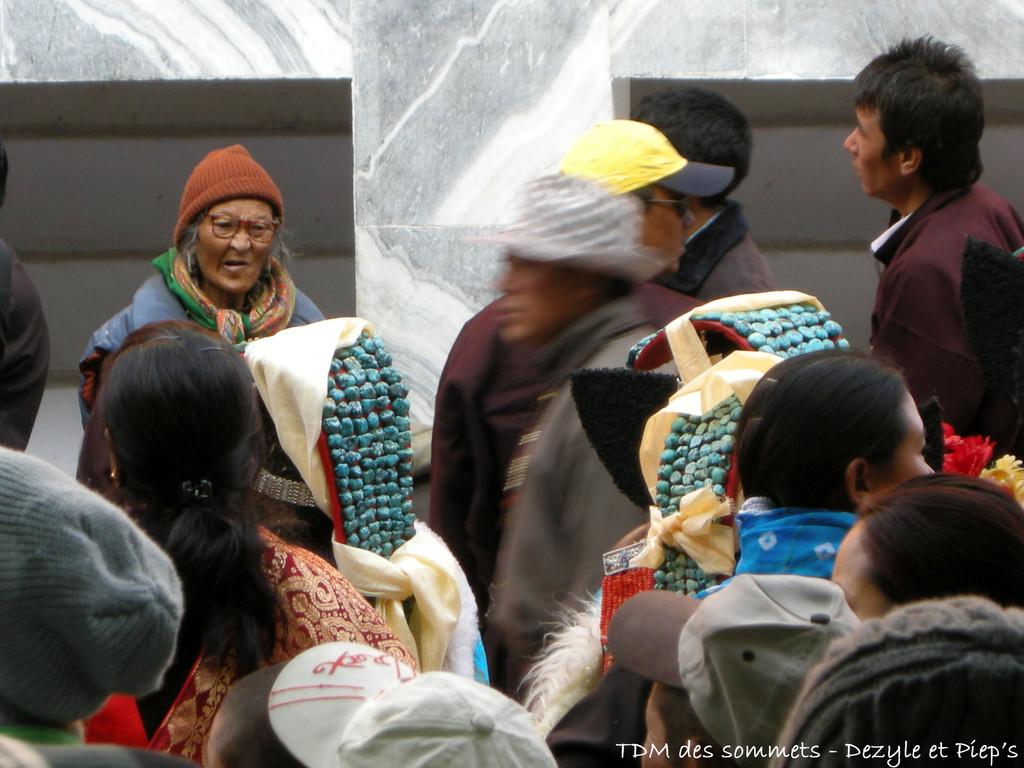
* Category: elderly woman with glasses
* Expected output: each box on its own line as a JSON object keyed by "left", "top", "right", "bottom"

{"left": 78, "top": 144, "right": 323, "bottom": 423}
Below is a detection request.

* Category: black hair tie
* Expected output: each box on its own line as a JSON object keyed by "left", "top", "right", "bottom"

{"left": 180, "top": 479, "right": 213, "bottom": 506}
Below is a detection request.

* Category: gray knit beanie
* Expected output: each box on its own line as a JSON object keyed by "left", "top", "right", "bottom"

{"left": 0, "top": 447, "right": 184, "bottom": 725}
{"left": 0, "top": 735, "right": 197, "bottom": 767}
{"left": 773, "top": 596, "right": 1024, "bottom": 767}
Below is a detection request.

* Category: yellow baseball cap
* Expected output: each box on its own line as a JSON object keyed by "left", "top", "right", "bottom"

{"left": 561, "top": 120, "right": 734, "bottom": 197}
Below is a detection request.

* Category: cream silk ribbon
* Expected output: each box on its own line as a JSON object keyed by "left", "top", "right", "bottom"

{"left": 245, "top": 317, "right": 372, "bottom": 511}
{"left": 333, "top": 526, "right": 460, "bottom": 672}
{"left": 630, "top": 487, "right": 735, "bottom": 576}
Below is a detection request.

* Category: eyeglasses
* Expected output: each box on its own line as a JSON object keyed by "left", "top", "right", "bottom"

{"left": 645, "top": 197, "right": 689, "bottom": 218}
{"left": 205, "top": 213, "right": 280, "bottom": 243}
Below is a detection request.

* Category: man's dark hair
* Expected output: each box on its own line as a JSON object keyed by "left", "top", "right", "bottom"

{"left": 854, "top": 35, "right": 984, "bottom": 192}
{"left": 632, "top": 85, "right": 751, "bottom": 207}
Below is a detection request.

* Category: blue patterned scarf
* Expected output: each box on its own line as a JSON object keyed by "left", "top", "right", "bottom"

{"left": 734, "top": 507, "right": 857, "bottom": 580}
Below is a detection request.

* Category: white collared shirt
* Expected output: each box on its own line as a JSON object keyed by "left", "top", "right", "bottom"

{"left": 871, "top": 213, "right": 911, "bottom": 253}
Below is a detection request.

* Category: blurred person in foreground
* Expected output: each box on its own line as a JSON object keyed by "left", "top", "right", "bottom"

{"left": 0, "top": 447, "right": 182, "bottom": 748}
{"left": 476, "top": 173, "right": 709, "bottom": 697}
{"left": 774, "top": 597, "right": 1024, "bottom": 767}
{"left": 0, "top": 133, "right": 49, "bottom": 450}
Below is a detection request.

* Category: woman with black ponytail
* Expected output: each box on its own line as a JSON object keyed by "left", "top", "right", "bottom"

{"left": 93, "top": 321, "right": 412, "bottom": 764}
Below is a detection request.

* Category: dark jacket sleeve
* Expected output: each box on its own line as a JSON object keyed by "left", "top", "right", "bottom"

{"left": 0, "top": 243, "right": 49, "bottom": 450}
{"left": 428, "top": 302, "right": 543, "bottom": 616}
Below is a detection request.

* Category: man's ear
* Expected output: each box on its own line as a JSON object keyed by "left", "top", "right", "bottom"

{"left": 897, "top": 143, "right": 923, "bottom": 176}
{"left": 844, "top": 457, "right": 871, "bottom": 509}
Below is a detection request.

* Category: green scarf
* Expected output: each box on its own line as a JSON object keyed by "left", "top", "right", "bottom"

{"left": 0, "top": 724, "right": 80, "bottom": 745}
{"left": 153, "top": 249, "right": 296, "bottom": 344}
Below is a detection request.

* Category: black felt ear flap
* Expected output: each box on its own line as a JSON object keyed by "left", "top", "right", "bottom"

{"left": 919, "top": 397, "right": 945, "bottom": 472}
{"left": 570, "top": 368, "right": 679, "bottom": 509}
{"left": 961, "top": 236, "right": 1024, "bottom": 406}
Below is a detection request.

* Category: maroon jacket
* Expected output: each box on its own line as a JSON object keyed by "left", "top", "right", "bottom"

{"left": 428, "top": 286, "right": 698, "bottom": 619}
{"left": 871, "top": 184, "right": 1024, "bottom": 453}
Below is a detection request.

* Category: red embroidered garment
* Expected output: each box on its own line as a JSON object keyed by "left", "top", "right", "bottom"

{"left": 88, "top": 530, "right": 413, "bottom": 765}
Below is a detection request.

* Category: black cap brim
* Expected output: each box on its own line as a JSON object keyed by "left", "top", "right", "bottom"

{"left": 659, "top": 161, "right": 734, "bottom": 197}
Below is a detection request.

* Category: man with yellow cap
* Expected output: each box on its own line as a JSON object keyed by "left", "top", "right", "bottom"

{"left": 429, "top": 124, "right": 731, "bottom": 697}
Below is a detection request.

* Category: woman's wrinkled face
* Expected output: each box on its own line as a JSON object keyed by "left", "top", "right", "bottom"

{"left": 195, "top": 197, "right": 276, "bottom": 311}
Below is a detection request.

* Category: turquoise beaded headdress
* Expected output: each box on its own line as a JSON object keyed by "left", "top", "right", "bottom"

{"left": 631, "top": 292, "right": 849, "bottom": 596}
{"left": 321, "top": 332, "right": 415, "bottom": 556}
{"left": 244, "top": 319, "right": 416, "bottom": 560}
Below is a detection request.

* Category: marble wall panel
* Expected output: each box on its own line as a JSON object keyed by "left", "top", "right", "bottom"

{"left": 611, "top": 0, "right": 1024, "bottom": 79}
{"left": 2, "top": 0, "right": 352, "bottom": 81}
{"left": 353, "top": 1, "right": 617, "bottom": 421}
{"left": 745, "top": 0, "right": 1024, "bottom": 79}
{"left": 355, "top": 224, "right": 503, "bottom": 422}
{"left": 352, "top": 1, "right": 613, "bottom": 228}
{"left": 610, "top": 0, "right": 747, "bottom": 77}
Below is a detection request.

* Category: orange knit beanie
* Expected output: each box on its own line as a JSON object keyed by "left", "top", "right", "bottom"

{"left": 174, "top": 145, "right": 284, "bottom": 247}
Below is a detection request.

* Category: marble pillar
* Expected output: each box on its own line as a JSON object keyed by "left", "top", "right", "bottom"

{"left": 352, "top": 1, "right": 615, "bottom": 421}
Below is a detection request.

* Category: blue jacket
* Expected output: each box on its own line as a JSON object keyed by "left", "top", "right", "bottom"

{"left": 79, "top": 273, "right": 323, "bottom": 423}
